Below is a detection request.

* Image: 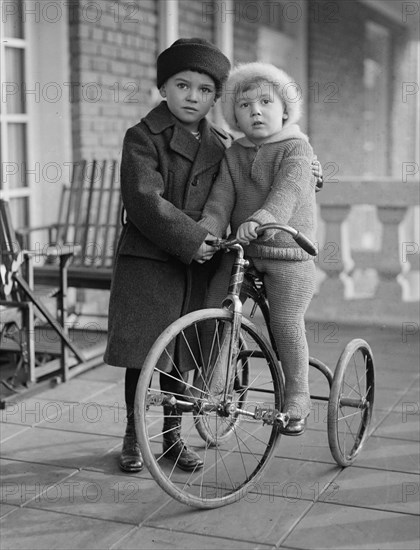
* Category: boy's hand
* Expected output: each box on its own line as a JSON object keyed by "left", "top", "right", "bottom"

{"left": 236, "top": 221, "right": 260, "bottom": 244}
{"left": 311, "top": 156, "right": 324, "bottom": 192}
{"left": 193, "top": 234, "right": 217, "bottom": 264}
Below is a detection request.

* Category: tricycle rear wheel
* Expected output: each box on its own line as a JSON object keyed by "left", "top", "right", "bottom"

{"left": 328, "top": 338, "right": 375, "bottom": 466}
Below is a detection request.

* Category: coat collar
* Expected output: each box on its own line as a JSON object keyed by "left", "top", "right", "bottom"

{"left": 142, "top": 101, "right": 229, "bottom": 169}
{"left": 142, "top": 101, "right": 178, "bottom": 134}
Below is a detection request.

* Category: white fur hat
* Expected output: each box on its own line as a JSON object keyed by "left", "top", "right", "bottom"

{"left": 221, "top": 62, "right": 302, "bottom": 130}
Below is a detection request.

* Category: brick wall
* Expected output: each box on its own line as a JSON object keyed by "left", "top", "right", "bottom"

{"left": 70, "top": 0, "right": 415, "bottom": 178}
{"left": 232, "top": 0, "right": 280, "bottom": 65}
{"left": 69, "top": 0, "right": 293, "bottom": 161}
{"left": 69, "top": 0, "right": 223, "bottom": 161}
{"left": 308, "top": 0, "right": 410, "bottom": 178}
{"left": 233, "top": 16, "right": 259, "bottom": 64}
{"left": 69, "top": 0, "right": 158, "bottom": 161}
{"left": 307, "top": 0, "right": 366, "bottom": 177}
{"left": 69, "top": 0, "right": 259, "bottom": 161}
{"left": 179, "top": 0, "right": 214, "bottom": 41}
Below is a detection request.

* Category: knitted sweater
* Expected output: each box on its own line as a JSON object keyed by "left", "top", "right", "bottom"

{"left": 199, "top": 124, "right": 317, "bottom": 261}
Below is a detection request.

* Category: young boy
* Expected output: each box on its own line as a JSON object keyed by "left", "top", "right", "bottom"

{"left": 104, "top": 38, "right": 232, "bottom": 473}
{"left": 199, "top": 62, "right": 318, "bottom": 436}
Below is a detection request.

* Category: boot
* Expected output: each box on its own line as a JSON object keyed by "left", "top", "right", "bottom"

{"left": 162, "top": 405, "right": 203, "bottom": 471}
{"left": 119, "top": 413, "right": 144, "bottom": 473}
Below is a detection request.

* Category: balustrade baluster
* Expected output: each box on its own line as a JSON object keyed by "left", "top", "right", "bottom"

{"left": 375, "top": 206, "right": 407, "bottom": 300}
{"left": 317, "top": 205, "right": 351, "bottom": 303}
{"left": 306, "top": 180, "right": 419, "bottom": 327}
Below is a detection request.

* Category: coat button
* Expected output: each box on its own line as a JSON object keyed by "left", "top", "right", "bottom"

{"left": 192, "top": 177, "right": 198, "bottom": 186}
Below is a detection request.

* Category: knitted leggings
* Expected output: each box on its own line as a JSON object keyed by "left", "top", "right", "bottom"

{"left": 206, "top": 254, "right": 316, "bottom": 419}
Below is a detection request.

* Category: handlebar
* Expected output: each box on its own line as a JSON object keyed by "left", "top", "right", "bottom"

{"left": 207, "top": 223, "right": 318, "bottom": 257}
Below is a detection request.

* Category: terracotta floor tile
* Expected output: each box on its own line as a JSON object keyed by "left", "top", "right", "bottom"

{"left": 0, "top": 507, "right": 133, "bottom": 550}
{"left": 39, "top": 378, "right": 115, "bottom": 404}
{"left": 35, "top": 400, "right": 126, "bottom": 437}
{"left": 0, "top": 458, "right": 77, "bottom": 506}
{"left": 351, "top": 435, "right": 420, "bottom": 473}
{"left": 372, "top": 409, "right": 420, "bottom": 441}
{"left": 0, "top": 422, "right": 31, "bottom": 443}
{"left": 332, "top": 466, "right": 420, "bottom": 514}
{"left": 77, "top": 364, "right": 125, "bottom": 384}
{"left": 145, "top": 494, "right": 313, "bottom": 546}
{"left": 25, "top": 469, "right": 172, "bottom": 525}
{"left": 282, "top": 501, "right": 420, "bottom": 549}
{"left": 112, "top": 525, "right": 273, "bottom": 549}
{"left": 0, "top": 426, "right": 119, "bottom": 470}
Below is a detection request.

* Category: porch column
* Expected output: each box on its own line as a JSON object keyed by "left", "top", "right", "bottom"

{"left": 158, "top": 0, "right": 179, "bottom": 52}
{"left": 213, "top": 0, "right": 234, "bottom": 128}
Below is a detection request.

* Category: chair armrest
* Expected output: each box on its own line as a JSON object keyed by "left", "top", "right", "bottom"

{"left": 16, "top": 223, "right": 60, "bottom": 235}
{"left": 16, "top": 223, "right": 60, "bottom": 250}
{"left": 44, "top": 244, "right": 82, "bottom": 258}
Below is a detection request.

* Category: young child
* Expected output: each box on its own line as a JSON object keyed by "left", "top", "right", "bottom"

{"left": 104, "top": 38, "right": 232, "bottom": 473}
{"left": 199, "top": 62, "right": 318, "bottom": 436}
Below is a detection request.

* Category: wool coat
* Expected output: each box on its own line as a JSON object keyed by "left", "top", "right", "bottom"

{"left": 104, "top": 101, "right": 231, "bottom": 370}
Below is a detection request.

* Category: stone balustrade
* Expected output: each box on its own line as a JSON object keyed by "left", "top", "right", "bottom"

{"left": 307, "top": 179, "right": 419, "bottom": 329}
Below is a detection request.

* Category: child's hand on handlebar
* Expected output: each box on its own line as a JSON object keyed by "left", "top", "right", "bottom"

{"left": 236, "top": 221, "right": 260, "bottom": 244}
{"left": 193, "top": 234, "right": 218, "bottom": 264}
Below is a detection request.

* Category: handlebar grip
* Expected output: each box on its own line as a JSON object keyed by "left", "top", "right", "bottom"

{"left": 293, "top": 232, "right": 318, "bottom": 256}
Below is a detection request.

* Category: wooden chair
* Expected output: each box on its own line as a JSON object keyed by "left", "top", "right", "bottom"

{"left": 0, "top": 199, "right": 106, "bottom": 407}
{"left": 19, "top": 159, "right": 122, "bottom": 290}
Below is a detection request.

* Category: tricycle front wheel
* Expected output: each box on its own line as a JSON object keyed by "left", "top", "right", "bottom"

{"left": 135, "top": 308, "right": 284, "bottom": 508}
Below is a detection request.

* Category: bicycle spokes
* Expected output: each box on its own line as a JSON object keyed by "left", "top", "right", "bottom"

{"left": 328, "top": 339, "right": 375, "bottom": 467}
{"left": 136, "top": 309, "right": 284, "bottom": 508}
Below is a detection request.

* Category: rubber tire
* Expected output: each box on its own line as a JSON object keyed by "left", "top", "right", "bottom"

{"left": 135, "top": 308, "right": 283, "bottom": 508}
{"left": 328, "top": 338, "right": 375, "bottom": 466}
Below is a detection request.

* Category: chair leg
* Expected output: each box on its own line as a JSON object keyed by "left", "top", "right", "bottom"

{"left": 23, "top": 302, "right": 35, "bottom": 383}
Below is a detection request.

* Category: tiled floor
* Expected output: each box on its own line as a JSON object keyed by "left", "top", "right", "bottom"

{"left": 1, "top": 323, "right": 419, "bottom": 549}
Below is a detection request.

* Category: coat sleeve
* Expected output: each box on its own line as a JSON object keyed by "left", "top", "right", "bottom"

{"left": 120, "top": 125, "right": 208, "bottom": 264}
{"left": 198, "top": 157, "right": 236, "bottom": 238}
{"left": 247, "top": 140, "right": 314, "bottom": 227}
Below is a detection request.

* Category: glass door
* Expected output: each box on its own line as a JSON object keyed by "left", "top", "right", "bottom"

{"left": 0, "top": 0, "right": 30, "bottom": 227}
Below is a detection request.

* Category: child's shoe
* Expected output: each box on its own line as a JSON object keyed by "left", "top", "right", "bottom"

{"left": 119, "top": 419, "right": 144, "bottom": 472}
{"left": 280, "top": 392, "right": 311, "bottom": 436}
{"left": 162, "top": 405, "right": 203, "bottom": 471}
{"left": 280, "top": 416, "right": 308, "bottom": 436}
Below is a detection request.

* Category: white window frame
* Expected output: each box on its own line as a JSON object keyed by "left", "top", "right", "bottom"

{"left": 0, "top": 11, "right": 31, "bottom": 210}
{"left": 1, "top": 0, "right": 72, "bottom": 233}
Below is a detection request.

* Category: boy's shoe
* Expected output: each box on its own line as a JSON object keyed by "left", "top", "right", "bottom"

{"left": 162, "top": 437, "right": 204, "bottom": 471}
{"left": 163, "top": 405, "right": 203, "bottom": 471}
{"left": 119, "top": 433, "right": 144, "bottom": 472}
{"left": 119, "top": 415, "right": 144, "bottom": 473}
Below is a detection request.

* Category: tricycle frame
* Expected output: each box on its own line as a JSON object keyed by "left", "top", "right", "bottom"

{"left": 135, "top": 224, "right": 375, "bottom": 508}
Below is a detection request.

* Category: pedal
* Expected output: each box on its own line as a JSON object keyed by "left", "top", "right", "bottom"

{"left": 254, "top": 406, "right": 289, "bottom": 427}
{"left": 146, "top": 392, "right": 165, "bottom": 407}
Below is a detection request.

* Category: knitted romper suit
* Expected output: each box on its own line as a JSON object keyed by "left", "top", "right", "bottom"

{"left": 199, "top": 124, "right": 317, "bottom": 419}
